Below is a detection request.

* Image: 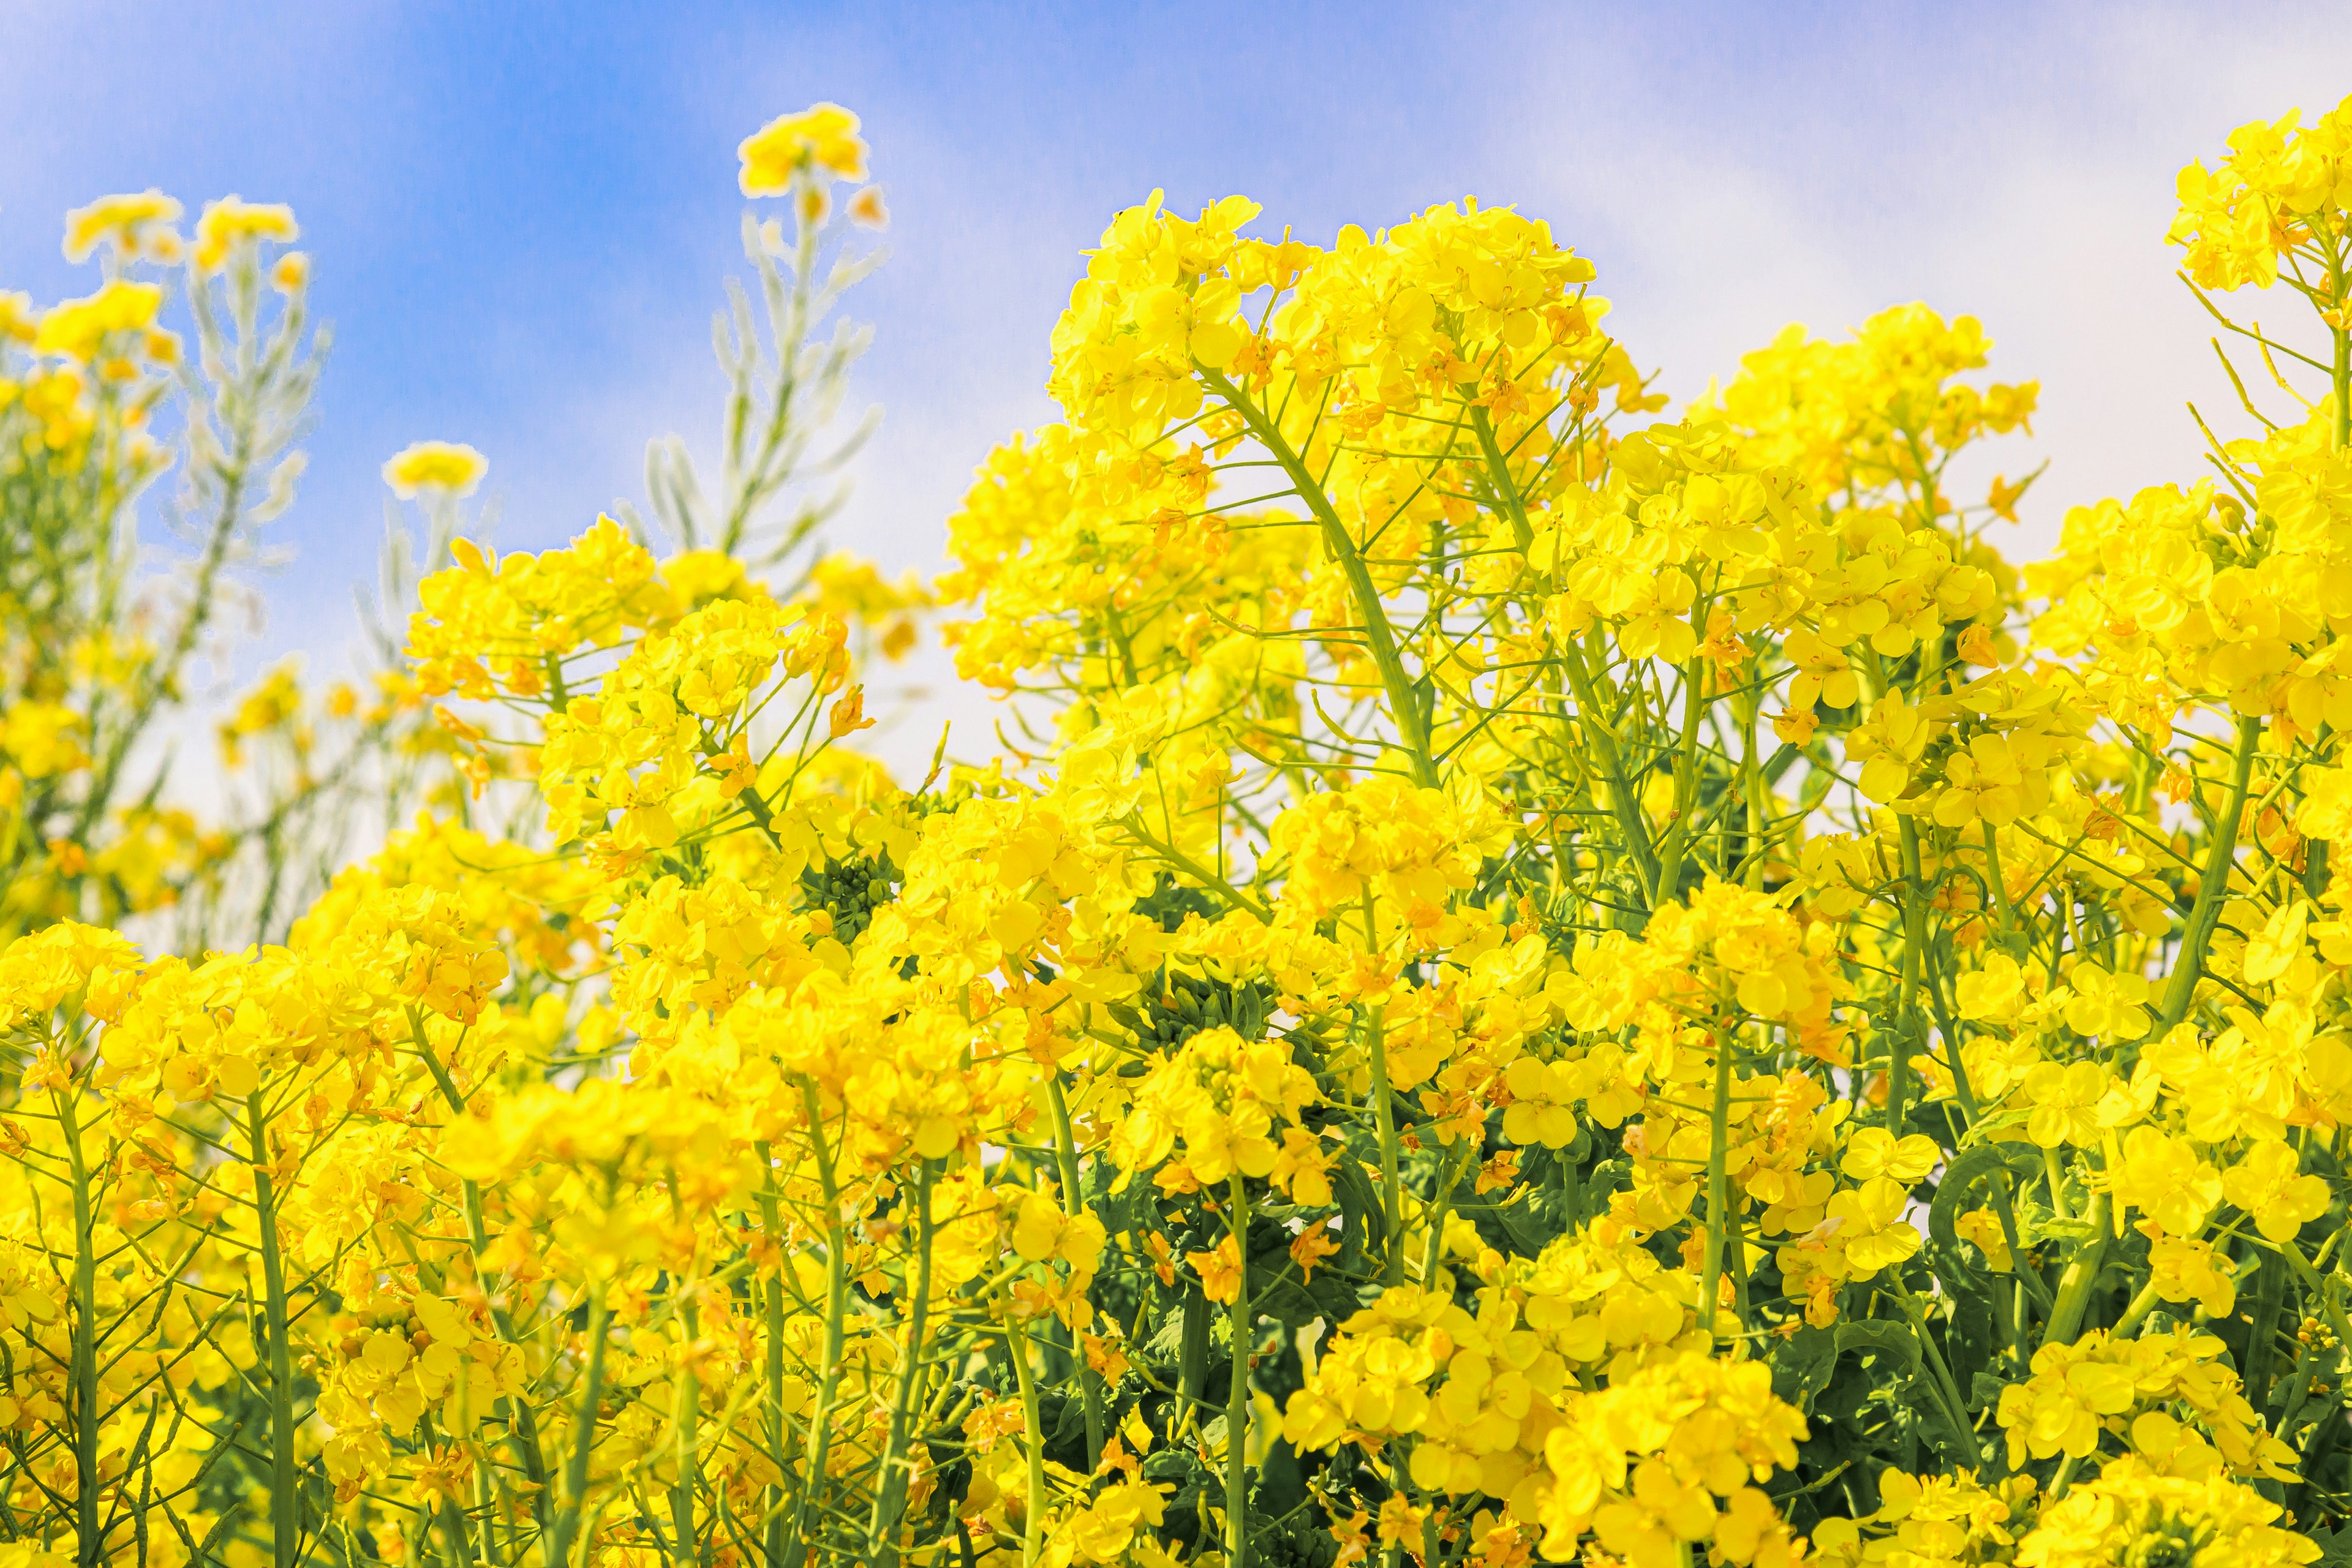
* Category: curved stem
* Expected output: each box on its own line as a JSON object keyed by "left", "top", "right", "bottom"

{"left": 1008, "top": 1317, "right": 1047, "bottom": 1568}
{"left": 2157, "top": 715, "right": 2262, "bottom": 1033}
{"left": 1199, "top": 366, "right": 1438, "bottom": 788}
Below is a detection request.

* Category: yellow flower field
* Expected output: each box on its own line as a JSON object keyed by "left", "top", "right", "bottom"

{"left": 4, "top": 88, "right": 2352, "bottom": 1568}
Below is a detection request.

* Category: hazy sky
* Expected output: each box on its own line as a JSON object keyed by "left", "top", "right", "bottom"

{"left": 6, "top": 1, "right": 2352, "bottom": 775}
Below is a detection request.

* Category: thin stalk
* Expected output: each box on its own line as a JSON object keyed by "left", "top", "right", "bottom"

{"left": 1557, "top": 643, "right": 1662, "bottom": 903}
{"left": 1199, "top": 366, "right": 1438, "bottom": 787}
{"left": 411, "top": 1019, "right": 556, "bottom": 1533}
{"left": 2111, "top": 1278, "right": 2164, "bottom": 1340}
{"left": 1741, "top": 680, "right": 1767, "bottom": 892}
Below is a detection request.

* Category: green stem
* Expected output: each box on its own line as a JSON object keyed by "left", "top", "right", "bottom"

{"left": 2157, "top": 715, "right": 2262, "bottom": 1033}
{"left": 666, "top": 1221, "right": 704, "bottom": 1568}
{"left": 1226, "top": 1175, "right": 1253, "bottom": 1568}
{"left": 866, "top": 1162, "right": 937, "bottom": 1568}
{"left": 1044, "top": 1080, "right": 1104, "bottom": 1470}
{"left": 1740, "top": 679, "right": 1767, "bottom": 891}
{"left": 1891, "top": 818, "right": 1929, "bottom": 1134}
{"left": 2242, "top": 1245, "right": 2290, "bottom": 1416}
{"left": 756, "top": 1142, "right": 790, "bottom": 1568}
{"left": 57, "top": 1086, "right": 101, "bottom": 1568}
{"left": 2111, "top": 1278, "right": 2163, "bottom": 1339}
{"left": 1200, "top": 366, "right": 1438, "bottom": 788}
{"left": 1009, "top": 1318, "right": 1047, "bottom": 1568}
{"left": 1648, "top": 655, "right": 1712, "bottom": 907}
{"left": 1557, "top": 642, "right": 1662, "bottom": 905}
{"left": 1365, "top": 1003, "right": 1404, "bottom": 1286}
{"left": 1699, "top": 1033, "right": 1735, "bottom": 1341}
{"left": 411, "top": 1016, "right": 556, "bottom": 1534}
{"left": 2045, "top": 1193, "right": 2109, "bottom": 1346}
{"left": 247, "top": 1090, "right": 301, "bottom": 1568}
{"left": 783, "top": 1083, "right": 850, "bottom": 1567}
{"left": 548, "top": 1281, "right": 609, "bottom": 1568}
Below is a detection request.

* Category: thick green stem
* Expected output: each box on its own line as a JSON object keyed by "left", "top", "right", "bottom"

{"left": 755, "top": 1142, "right": 790, "bottom": 1568}
{"left": 1044, "top": 1080, "right": 1104, "bottom": 1469}
{"left": 1226, "top": 1175, "right": 1254, "bottom": 1568}
{"left": 866, "top": 1163, "right": 937, "bottom": 1568}
{"left": 2157, "top": 716, "right": 2262, "bottom": 1033}
{"left": 2045, "top": 1193, "right": 2110, "bottom": 1346}
{"left": 2111, "top": 1278, "right": 2164, "bottom": 1340}
{"left": 666, "top": 1231, "right": 704, "bottom": 1568}
{"left": 783, "top": 1083, "right": 851, "bottom": 1567}
{"left": 2242, "top": 1246, "right": 2290, "bottom": 1416}
{"left": 1740, "top": 680, "right": 1767, "bottom": 891}
{"left": 58, "top": 1088, "right": 101, "bottom": 1568}
{"left": 548, "top": 1282, "right": 610, "bottom": 1568}
{"left": 1365, "top": 1003, "right": 1404, "bottom": 1286}
{"left": 1698, "top": 1035, "right": 1735, "bottom": 1341}
{"left": 2334, "top": 319, "right": 2349, "bottom": 453}
{"left": 247, "top": 1091, "right": 301, "bottom": 1568}
{"left": 1892, "top": 818, "right": 1930, "bottom": 1134}
{"left": 1648, "top": 656, "right": 1713, "bottom": 907}
{"left": 1009, "top": 1319, "right": 1047, "bottom": 1568}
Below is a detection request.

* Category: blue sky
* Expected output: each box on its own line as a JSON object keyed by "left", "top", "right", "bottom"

{"left": 6, "top": 0, "right": 2352, "bottom": 774}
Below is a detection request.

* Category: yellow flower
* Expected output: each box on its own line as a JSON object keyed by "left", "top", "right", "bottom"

{"left": 1837, "top": 1127, "right": 1940, "bottom": 1183}
{"left": 739, "top": 103, "right": 868, "bottom": 195}
{"left": 2221, "top": 1138, "right": 2329, "bottom": 1242}
{"left": 382, "top": 440, "right": 488, "bottom": 499}
{"left": 194, "top": 195, "right": 298, "bottom": 271}
{"left": 2016, "top": 1461, "right": 2318, "bottom": 1568}
{"left": 2021, "top": 1060, "right": 2109, "bottom": 1148}
{"left": 2147, "top": 1235, "right": 2235, "bottom": 1318}
{"left": 1190, "top": 1232, "right": 1242, "bottom": 1304}
{"left": 62, "top": 189, "right": 182, "bottom": 262}
{"left": 32, "top": 281, "right": 162, "bottom": 362}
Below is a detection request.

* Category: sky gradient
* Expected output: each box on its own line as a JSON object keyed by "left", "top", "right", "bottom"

{"left": 7, "top": 1, "right": 2352, "bottom": 775}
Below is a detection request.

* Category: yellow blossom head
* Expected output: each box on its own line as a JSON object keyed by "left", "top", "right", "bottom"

{"left": 62, "top": 189, "right": 183, "bottom": 262}
{"left": 739, "top": 103, "right": 867, "bottom": 196}
{"left": 382, "top": 440, "right": 488, "bottom": 499}
{"left": 193, "top": 195, "right": 299, "bottom": 272}
{"left": 32, "top": 281, "right": 163, "bottom": 363}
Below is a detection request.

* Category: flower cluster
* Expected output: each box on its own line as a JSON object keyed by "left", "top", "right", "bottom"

{"left": 10, "top": 88, "right": 2352, "bottom": 1568}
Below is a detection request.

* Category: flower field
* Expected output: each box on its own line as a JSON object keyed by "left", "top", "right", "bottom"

{"left": 5, "top": 91, "right": 2352, "bottom": 1568}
